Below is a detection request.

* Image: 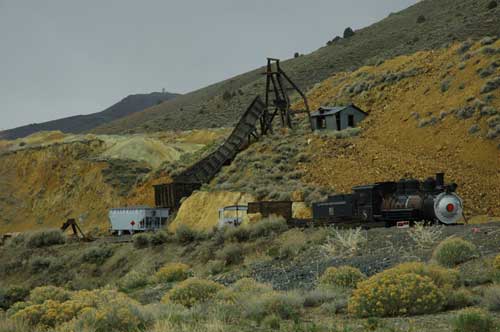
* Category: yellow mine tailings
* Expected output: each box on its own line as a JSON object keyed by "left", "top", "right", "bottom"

{"left": 169, "top": 191, "right": 256, "bottom": 232}
{"left": 169, "top": 191, "right": 314, "bottom": 232}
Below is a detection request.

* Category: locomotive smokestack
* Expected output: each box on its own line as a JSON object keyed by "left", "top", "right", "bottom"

{"left": 436, "top": 173, "right": 445, "bottom": 188}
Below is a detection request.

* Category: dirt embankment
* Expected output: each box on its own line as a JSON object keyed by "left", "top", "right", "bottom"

{"left": 0, "top": 140, "right": 123, "bottom": 233}
{"left": 0, "top": 130, "right": 225, "bottom": 234}
{"left": 295, "top": 40, "right": 500, "bottom": 217}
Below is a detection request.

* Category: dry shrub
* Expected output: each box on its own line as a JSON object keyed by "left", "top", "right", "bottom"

{"left": 222, "top": 226, "right": 250, "bottom": 243}
{"left": 0, "top": 313, "right": 30, "bottom": 332}
{"left": 0, "top": 286, "right": 29, "bottom": 310}
{"left": 452, "top": 308, "right": 494, "bottom": 332}
{"left": 118, "top": 270, "right": 150, "bottom": 291}
{"left": 216, "top": 243, "right": 244, "bottom": 266}
{"left": 348, "top": 271, "right": 444, "bottom": 317}
{"left": 133, "top": 233, "right": 150, "bottom": 248}
{"left": 154, "top": 263, "right": 190, "bottom": 283}
{"left": 432, "top": 237, "right": 478, "bottom": 267}
{"left": 150, "top": 231, "right": 170, "bottom": 246}
{"left": 175, "top": 225, "right": 202, "bottom": 244}
{"left": 248, "top": 215, "right": 288, "bottom": 239}
{"left": 303, "top": 287, "right": 346, "bottom": 308}
{"left": 445, "top": 288, "right": 477, "bottom": 310}
{"left": 319, "top": 266, "right": 366, "bottom": 288}
{"left": 321, "top": 227, "right": 367, "bottom": 257}
{"left": 81, "top": 246, "right": 113, "bottom": 264}
{"left": 493, "top": 254, "right": 500, "bottom": 271}
{"left": 243, "top": 291, "right": 303, "bottom": 322}
{"left": 231, "top": 278, "right": 273, "bottom": 295}
{"left": 25, "top": 229, "right": 65, "bottom": 248}
{"left": 276, "top": 229, "right": 307, "bottom": 259}
{"left": 216, "top": 278, "right": 274, "bottom": 305}
{"left": 483, "top": 285, "right": 500, "bottom": 312}
{"left": 408, "top": 222, "right": 443, "bottom": 248}
{"left": 30, "top": 256, "right": 57, "bottom": 273}
{"left": 29, "top": 286, "right": 71, "bottom": 304}
{"left": 206, "top": 259, "right": 225, "bottom": 276}
{"left": 162, "top": 278, "right": 224, "bottom": 307}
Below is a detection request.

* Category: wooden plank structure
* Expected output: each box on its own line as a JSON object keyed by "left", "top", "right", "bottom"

{"left": 154, "top": 58, "right": 311, "bottom": 210}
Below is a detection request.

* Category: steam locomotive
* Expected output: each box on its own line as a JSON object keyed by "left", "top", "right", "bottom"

{"left": 312, "top": 173, "right": 464, "bottom": 226}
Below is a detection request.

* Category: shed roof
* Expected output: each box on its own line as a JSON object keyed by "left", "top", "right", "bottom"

{"left": 311, "top": 104, "right": 368, "bottom": 117}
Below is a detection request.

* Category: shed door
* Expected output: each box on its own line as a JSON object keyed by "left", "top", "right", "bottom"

{"left": 317, "top": 116, "right": 326, "bottom": 129}
{"left": 348, "top": 115, "right": 355, "bottom": 127}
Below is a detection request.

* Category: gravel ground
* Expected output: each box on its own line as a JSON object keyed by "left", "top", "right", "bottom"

{"left": 250, "top": 222, "right": 500, "bottom": 290}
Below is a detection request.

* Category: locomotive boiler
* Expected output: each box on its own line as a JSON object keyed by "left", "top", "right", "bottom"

{"left": 312, "top": 173, "right": 464, "bottom": 226}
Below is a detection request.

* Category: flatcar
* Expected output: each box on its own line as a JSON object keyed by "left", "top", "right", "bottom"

{"left": 312, "top": 173, "right": 464, "bottom": 226}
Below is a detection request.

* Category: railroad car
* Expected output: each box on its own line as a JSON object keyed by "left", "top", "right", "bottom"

{"left": 312, "top": 173, "right": 463, "bottom": 226}
{"left": 108, "top": 206, "right": 169, "bottom": 235}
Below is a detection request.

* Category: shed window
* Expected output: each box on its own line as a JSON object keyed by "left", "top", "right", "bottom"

{"left": 348, "top": 115, "right": 355, "bottom": 127}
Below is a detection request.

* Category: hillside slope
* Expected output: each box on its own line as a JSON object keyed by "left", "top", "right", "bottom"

{"left": 0, "top": 92, "right": 179, "bottom": 140}
{"left": 93, "top": 0, "right": 500, "bottom": 134}
{"left": 0, "top": 129, "right": 227, "bottom": 233}
{"left": 203, "top": 39, "right": 500, "bottom": 223}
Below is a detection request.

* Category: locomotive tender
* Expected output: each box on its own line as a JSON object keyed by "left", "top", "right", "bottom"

{"left": 312, "top": 173, "right": 464, "bottom": 226}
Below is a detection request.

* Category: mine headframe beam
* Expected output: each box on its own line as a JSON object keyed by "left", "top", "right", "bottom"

{"left": 263, "top": 57, "right": 312, "bottom": 133}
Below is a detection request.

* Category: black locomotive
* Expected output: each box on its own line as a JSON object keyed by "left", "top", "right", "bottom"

{"left": 312, "top": 173, "right": 464, "bottom": 226}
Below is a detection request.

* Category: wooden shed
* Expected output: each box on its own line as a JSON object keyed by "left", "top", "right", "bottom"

{"left": 311, "top": 104, "right": 367, "bottom": 131}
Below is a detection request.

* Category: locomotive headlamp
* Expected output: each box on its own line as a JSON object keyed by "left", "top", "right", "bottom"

{"left": 446, "top": 203, "right": 455, "bottom": 212}
{"left": 434, "top": 193, "right": 463, "bottom": 224}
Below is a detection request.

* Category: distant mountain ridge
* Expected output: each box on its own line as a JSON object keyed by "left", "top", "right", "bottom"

{"left": 0, "top": 91, "right": 179, "bottom": 140}
{"left": 92, "top": 0, "right": 500, "bottom": 134}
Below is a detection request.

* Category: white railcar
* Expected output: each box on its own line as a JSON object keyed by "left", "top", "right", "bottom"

{"left": 109, "top": 206, "right": 169, "bottom": 235}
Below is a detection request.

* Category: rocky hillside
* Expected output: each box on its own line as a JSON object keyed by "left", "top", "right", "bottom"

{"left": 0, "top": 130, "right": 227, "bottom": 234}
{"left": 0, "top": 92, "right": 179, "bottom": 140}
{"left": 92, "top": 0, "right": 500, "bottom": 135}
{"left": 198, "top": 39, "right": 500, "bottom": 227}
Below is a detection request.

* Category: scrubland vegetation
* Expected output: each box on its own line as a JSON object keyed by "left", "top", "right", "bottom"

{"left": 0, "top": 8, "right": 499, "bottom": 332}
{"left": 1, "top": 220, "right": 500, "bottom": 332}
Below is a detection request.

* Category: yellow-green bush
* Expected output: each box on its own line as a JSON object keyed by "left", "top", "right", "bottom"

{"left": 389, "top": 262, "right": 460, "bottom": 290}
{"left": 493, "top": 254, "right": 500, "bottom": 271}
{"left": 452, "top": 308, "right": 494, "bottom": 332}
{"left": 29, "top": 286, "right": 71, "bottom": 304}
{"left": 66, "top": 301, "right": 146, "bottom": 332}
{"left": 11, "top": 299, "right": 85, "bottom": 328}
{"left": 154, "top": 263, "right": 190, "bottom": 283}
{"left": 319, "top": 266, "right": 366, "bottom": 288}
{"left": 348, "top": 271, "right": 444, "bottom": 317}
{"left": 10, "top": 288, "right": 145, "bottom": 331}
{"left": 432, "top": 238, "right": 478, "bottom": 267}
{"left": 162, "top": 278, "right": 224, "bottom": 307}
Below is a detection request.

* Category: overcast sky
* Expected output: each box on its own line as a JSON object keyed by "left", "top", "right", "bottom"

{"left": 0, "top": 0, "right": 418, "bottom": 130}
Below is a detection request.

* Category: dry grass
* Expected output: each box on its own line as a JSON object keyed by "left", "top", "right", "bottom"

{"left": 408, "top": 223, "right": 444, "bottom": 249}
{"left": 321, "top": 228, "right": 367, "bottom": 257}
